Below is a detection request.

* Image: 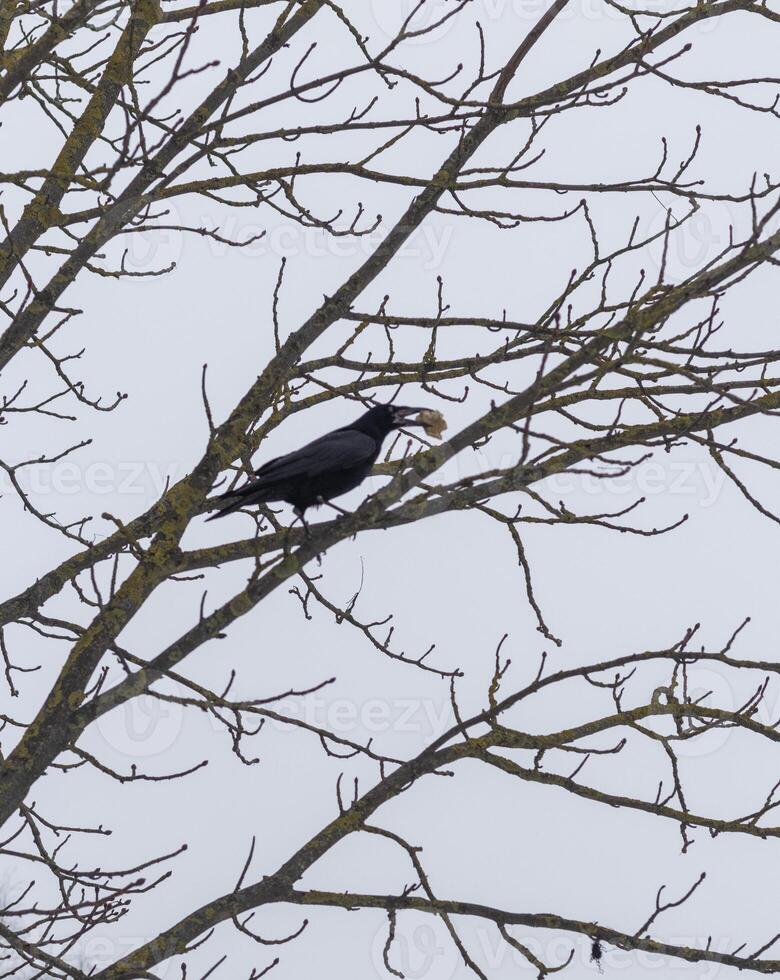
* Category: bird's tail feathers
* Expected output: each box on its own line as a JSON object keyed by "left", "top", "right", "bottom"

{"left": 205, "top": 480, "right": 270, "bottom": 521}
{"left": 205, "top": 496, "right": 243, "bottom": 521}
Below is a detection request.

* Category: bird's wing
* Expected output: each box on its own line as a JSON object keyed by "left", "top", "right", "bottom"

{"left": 208, "top": 429, "right": 378, "bottom": 518}
{"left": 252, "top": 429, "right": 377, "bottom": 484}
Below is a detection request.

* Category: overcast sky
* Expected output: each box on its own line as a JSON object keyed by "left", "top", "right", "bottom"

{"left": 3, "top": 0, "right": 780, "bottom": 977}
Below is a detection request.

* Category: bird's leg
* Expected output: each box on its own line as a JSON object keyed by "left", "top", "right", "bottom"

{"left": 318, "top": 497, "right": 350, "bottom": 519}
{"left": 293, "top": 506, "right": 312, "bottom": 540}
{"left": 292, "top": 507, "right": 324, "bottom": 564}
{"left": 317, "top": 498, "right": 358, "bottom": 542}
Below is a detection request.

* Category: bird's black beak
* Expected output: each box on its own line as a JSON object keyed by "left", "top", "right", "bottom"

{"left": 392, "top": 406, "right": 427, "bottom": 427}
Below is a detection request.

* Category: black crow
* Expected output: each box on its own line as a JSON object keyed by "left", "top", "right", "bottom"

{"left": 207, "top": 404, "right": 426, "bottom": 522}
